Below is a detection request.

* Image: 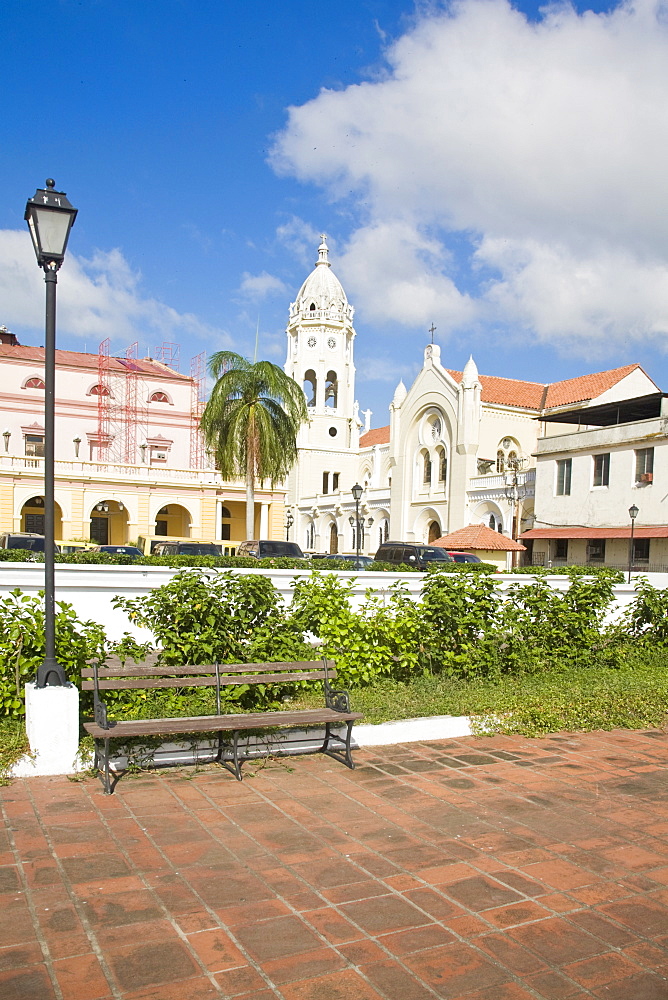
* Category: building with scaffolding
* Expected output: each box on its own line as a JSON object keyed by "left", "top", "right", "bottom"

{"left": 0, "top": 334, "right": 287, "bottom": 548}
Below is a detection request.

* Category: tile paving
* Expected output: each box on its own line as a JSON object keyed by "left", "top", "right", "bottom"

{"left": 0, "top": 728, "right": 666, "bottom": 999}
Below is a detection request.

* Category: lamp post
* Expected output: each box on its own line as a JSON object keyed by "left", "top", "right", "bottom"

{"left": 285, "top": 509, "right": 294, "bottom": 541}
{"left": 25, "top": 180, "right": 77, "bottom": 687}
{"left": 351, "top": 483, "right": 363, "bottom": 570}
{"left": 627, "top": 504, "right": 639, "bottom": 584}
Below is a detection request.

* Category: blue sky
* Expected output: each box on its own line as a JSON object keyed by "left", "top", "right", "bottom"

{"left": 2, "top": 0, "right": 667, "bottom": 425}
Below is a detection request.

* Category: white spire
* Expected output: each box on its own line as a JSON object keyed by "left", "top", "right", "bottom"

{"left": 316, "top": 234, "right": 331, "bottom": 268}
{"left": 461, "top": 355, "right": 479, "bottom": 386}
{"left": 392, "top": 380, "right": 407, "bottom": 406}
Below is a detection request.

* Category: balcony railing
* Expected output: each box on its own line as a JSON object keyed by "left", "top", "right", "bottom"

{"left": 1, "top": 454, "right": 223, "bottom": 484}
{"left": 468, "top": 469, "right": 536, "bottom": 491}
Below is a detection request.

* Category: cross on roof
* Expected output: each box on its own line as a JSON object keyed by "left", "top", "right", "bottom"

{"left": 428, "top": 323, "right": 437, "bottom": 344}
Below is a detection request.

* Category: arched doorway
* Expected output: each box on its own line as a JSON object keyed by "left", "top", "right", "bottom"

{"left": 329, "top": 522, "right": 338, "bottom": 554}
{"left": 154, "top": 504, "right": 191, "bottom": 538}
{"left": 90, "top": 500, "right": 129, "bottom": 545}
{"left": 428, "top": 521, "right": 441, "bottom": 543}
{"left": 21, "top": 496, "right": 62, "bottom": 539}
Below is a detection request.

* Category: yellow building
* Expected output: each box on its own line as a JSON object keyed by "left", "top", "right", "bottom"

{"left": 0, "top": 331, "right": 286, "bottom": 549}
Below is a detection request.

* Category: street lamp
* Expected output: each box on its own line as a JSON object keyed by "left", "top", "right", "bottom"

{"left": 25, "top": 179, "right": 77, "bottom": 687}
{"left": 351, "top": 483, "right": 363, "bottom": 570}
{"left": 285, "top": 509, "right": 294, "bottom": 541}
{"left": 627, "top": 504, "right": 639, "bottom": 584}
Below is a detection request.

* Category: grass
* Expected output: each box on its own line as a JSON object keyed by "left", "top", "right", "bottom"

{"left": 295, "top": 648, "right": 668, "bottom": 737}
{"left": 0, "top": 718, "right": 31, "bottom": 784}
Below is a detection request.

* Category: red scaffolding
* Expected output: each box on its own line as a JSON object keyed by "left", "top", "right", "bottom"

{"left": 97, "top": 340, "right": 149, "bottom": 465}
{"left": 189, "top": 351, "right": 207, "bottom": 470}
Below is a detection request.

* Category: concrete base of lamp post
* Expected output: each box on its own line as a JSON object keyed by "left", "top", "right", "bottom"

{"left": 12, "top": 682, "right": 84, "bottom": 777}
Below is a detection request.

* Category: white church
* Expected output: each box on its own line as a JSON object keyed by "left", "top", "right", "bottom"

{"left": 284, "top": 238, "right": 660, "bottom": 559}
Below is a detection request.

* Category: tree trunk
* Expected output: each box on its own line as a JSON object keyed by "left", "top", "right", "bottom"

{"left": 246, "top": 466, "right": 255, "bottom": 539}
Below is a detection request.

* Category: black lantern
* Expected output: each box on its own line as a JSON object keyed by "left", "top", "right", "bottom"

{"left": 24, "top": 180, "right": 77, "bottom": 270}
{"left": 25, "top": 180, "right": 77, "bottom": 688}
{"left": 285, "top": 509, "right": 294, "bottom": 541}
{"left": 351, "top": 483, "right": 363, "bottom": 570}
{"left": 627, "top": 504, "right": 639, "bottom": 584}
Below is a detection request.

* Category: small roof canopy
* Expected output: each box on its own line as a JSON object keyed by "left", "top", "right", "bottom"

{"left": 540, "top": 392, "right": 667, "bottom": 427}
{"left": 432, "top": 524, "right": 526, "bottom": 552}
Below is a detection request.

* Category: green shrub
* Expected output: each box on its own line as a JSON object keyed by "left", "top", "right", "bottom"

{"left": 0, "top": 589, "right": 106, "bottom": 717}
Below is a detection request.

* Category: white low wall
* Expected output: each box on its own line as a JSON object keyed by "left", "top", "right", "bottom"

{"left": 0, "top": 562, "right": 664, "bottom": 643}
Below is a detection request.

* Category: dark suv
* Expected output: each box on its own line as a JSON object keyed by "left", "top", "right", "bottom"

{"left": 236, "top": 540, "right": 305, "bottom": 559}
{"left": 152, "top": 541, "right": 222, "bottom": 556}
{"left": 0, "top": 532, "right": 58, "bottom": 553}
{"left": 374, "top": 542, "right": 453, "bottom": 569}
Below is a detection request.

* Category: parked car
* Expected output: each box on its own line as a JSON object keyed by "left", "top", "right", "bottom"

{"left": 0, "top": 532, "right": 59, "bottom": 553}
{"left": 447, "top": 551, "right": 482, "bottom": 563}
{"left": 152, "top": 540, "right": 222, "bottom": 556}
{"left": 93, "top": 545, "right": 143, "bottom": 558}
{"left": 236, "top": 540, "right": 305, "bottom": 559}
{"left": 135, "top": 535, "right": 222, "bottom": 556}
{"left": 374, "top": 542, "right": 453, "bottom": 569}
{"left": 57, "top": 540, "right": 98, "bottom": 554}
{"left": 322, "top": 553, "right": 374, "bottom": 569}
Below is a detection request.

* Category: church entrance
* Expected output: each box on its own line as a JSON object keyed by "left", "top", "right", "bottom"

{"left": 428, "top": 521, "right": 441, "bottom": 543}
{"left": 329, "top": 522, "right": 338, "bottom": 554}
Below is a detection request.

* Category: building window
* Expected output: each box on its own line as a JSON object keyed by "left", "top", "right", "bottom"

{"left": 556, "top": 458, "right": 572, "bottom": 496}
{"left": 25, "top": 434, "right": 44, "bottom": 457}
{"left": 149, "top": 391, "right": 169, "bottom": 403}
{"left": 587, "top": 539, "right": 606, "bottom": 563}
{"left": 303, "top": 370, "right": 317, "bottom": 407}
{"left": 322, "top": 471, "right": 329, "bottom": 494}
{"left": 89, "top": 383, "right": 110, "bottom": 396}
{"left": 332, "top": 472, "right": 340, "bottom": 491}
{"left": 593, "top": 453, "right": 610, "bottom": 487}
{"left": 555, "top": 539, "right": 568, "bottom": 560}
{"left": 24, "top": 377, "right": 45, "bottom": 389}
{"left": 496, "top": 449, "right": 505, "bottom": 473}
{"left": 325, "top": 371, "right": 338, "bottom": 408}
{"left": 437, "top": 447, "right": 447, "bottom": 483}
{"left": 306, "top": 522, "right": 315, "bottom": 549}
{"left": 633, "top": 538, "right": 650, "bottom": 563}
{"left": 635, "top": 448, "right": 654, "bottom": 484}
{"left": 423, "top": 452, "right": 432, "bottom": 485}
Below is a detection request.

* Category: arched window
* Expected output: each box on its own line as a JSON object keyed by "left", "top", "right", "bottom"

{"left": 306, "top": 522, "right": 315, "bottom": 549}
{"left": 309, "top": 302, "right": 316, "bottom": 312}
{"left": 489, "top": 514, "right": 496, "bottom": 531}
{"left": 437, "top": 447, "right": 447, "bottom": 483}
{"left": 496, "top": 450, "right": 505, "bottom": 473}
{"left": 329, "top": 522, "right": 338, "bottom": 554}
{"left": 428, "top": 521, "right": 441, "bottom": 543}
{"left": 149, "top": 391, "right": 169, "bottom": 403}
{"left": 423, "top": 451, "right": 432, "bottom": 485}
{"left": 325, "top": 371, "right": 338, "bottom": 408}
{"left": 24, "top": 377, "right": 45, "bottom": 389}
{"left": 89, "top": 383, "right": 111, "bottom": 396}
{"left": 303, "top": 370, "right": 317, "bottom": 407}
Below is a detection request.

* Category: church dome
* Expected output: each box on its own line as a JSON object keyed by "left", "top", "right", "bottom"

{"left": 293, "top": 237, "right": 349, "bottom": 317}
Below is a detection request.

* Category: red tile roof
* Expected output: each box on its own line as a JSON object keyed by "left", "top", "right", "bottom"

{"left": 432, "top": 524, "right": 526, "bottom": 551}
{"left": 360, "top": 425, "right": 390, "bottom": 447}
{"left": 446, "top": 364, "right": 653, "bottom": 411}
{"left": 521, "top": 526, "right": 668, "bottom": 540}
{"left": 0, "top": 344, "right": 192, "bottom": 381}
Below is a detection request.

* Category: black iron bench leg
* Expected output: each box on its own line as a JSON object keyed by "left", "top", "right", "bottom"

{"left": 96, "top": 738, "right": 112, "bottom": 795}
{"left": 321, "top": 720, "right": 356, "bottom": 770}
{"left": 219, "top": 731, "right": 245, "bottom": 781}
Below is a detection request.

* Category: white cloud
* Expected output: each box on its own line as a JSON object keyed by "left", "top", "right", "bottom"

{"left": 0, "top": 229, "right": 227, "bottom": 345}
{"left": 271, "top": 0, "right": 668, "bottom": 353}
{"left": 275, "top": 216, "right": 323, "bottom": 265}
{"left": 238, "top": 271, "right": 287, "bottom": 299}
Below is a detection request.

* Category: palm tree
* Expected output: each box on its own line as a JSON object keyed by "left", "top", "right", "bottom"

{"left": 200, "top": 351, "right": 308, "bottom": 540}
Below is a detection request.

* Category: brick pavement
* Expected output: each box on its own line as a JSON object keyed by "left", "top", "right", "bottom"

{"left": 0, "top": 728, "right": 667, "bottom": 999}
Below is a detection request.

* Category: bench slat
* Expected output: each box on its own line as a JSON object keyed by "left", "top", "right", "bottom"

{"left": 81, "top": 659, "right": 335, "bottom": 679}
{"left": 83, "top": 670, "right": 327, "bottom": 691}
{"left": 84, "top": 707, "right": 363, "bottom": 739}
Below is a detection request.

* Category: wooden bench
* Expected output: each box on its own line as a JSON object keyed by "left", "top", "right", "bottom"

{"left": 82, "top": 654, "right": 363, "bottom": 794}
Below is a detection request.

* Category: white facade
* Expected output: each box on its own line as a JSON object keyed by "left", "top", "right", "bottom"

{"left": 286, "top": 241, "right": 665, "bottom": 559}
{"left": 527, "top": 397, "right": 668, "bottom": 570}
